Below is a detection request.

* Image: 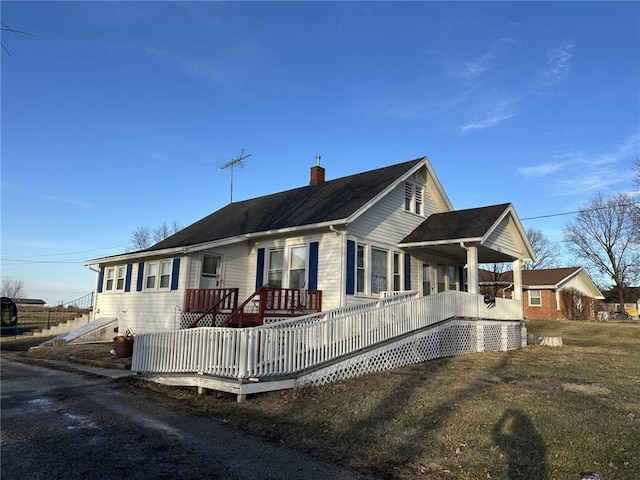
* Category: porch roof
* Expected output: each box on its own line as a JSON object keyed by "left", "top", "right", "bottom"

{"left": 398, "top": 203, "right": 535, "bottom": 263}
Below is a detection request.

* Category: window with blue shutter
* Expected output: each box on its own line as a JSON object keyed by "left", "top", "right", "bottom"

{"left": 136, "top": 262, "right": 144, "bottom": 292}
{"left": 97, "top": 267, "right": 105, "bottom": 293}
{"left": 124, "top": 264, "right": 133, "bottom": 292}
{"left": 308, "top": 242, "right": 319, "bottom": 290}
{"left": 346, "top": 240, "right": 355, "bottom": 295}
{"left": 256, "top": 248, "right": 265, "bottom": 289}
{"left": 171, "top": 258, "right": 180, "bottom": 290}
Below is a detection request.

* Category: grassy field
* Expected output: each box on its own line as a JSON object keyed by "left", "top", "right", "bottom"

{"left": 126, "top": 320, "right": 640, "bottom": 480}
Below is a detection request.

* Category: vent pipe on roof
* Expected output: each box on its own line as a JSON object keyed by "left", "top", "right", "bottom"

{"left": 310, "top": 155, "right": 325, "bottom": 185}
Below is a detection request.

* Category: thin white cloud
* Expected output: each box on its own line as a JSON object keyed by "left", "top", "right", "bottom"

{"left": 460, "top": 97, "right": 521, "bottom": 133}
{"left": 0, "top": 182, "right": 94, "bottom": 208}
{"left": 539, "top": 40, "right": 576, "bottom": 86}
{"left": 517, "top": 161, "right": 565, "bottom": 178}
{"left": 448, "top": 52, "right": 493, "bottom": 81}
{"left": 519, "top": 133, "right": 640, "bottom": 196}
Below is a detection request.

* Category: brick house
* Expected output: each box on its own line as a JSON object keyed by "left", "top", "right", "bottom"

{"left": 479, "top": 267, "right": 604, "bottom": 321}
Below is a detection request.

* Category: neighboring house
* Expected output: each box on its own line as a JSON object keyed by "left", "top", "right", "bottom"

{"left": 479, "top": 267, "right": 604, "bottom": 321}
{"left": 602, "top": 286, "right": 640, "bottom": 319}
{"left": 12, "top": 298, "right": 47, "bottom": 307}
{"left": 84, "top": 157, "right": 535, "bottom": 334}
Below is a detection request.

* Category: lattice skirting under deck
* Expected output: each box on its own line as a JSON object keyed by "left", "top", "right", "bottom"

{"left": 295, "top": 320, "right": 524, "bottom": 388}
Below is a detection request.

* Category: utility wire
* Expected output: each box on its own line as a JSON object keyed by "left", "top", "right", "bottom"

{"left": 521, "top": 202, "right": 638, "bottom": 221}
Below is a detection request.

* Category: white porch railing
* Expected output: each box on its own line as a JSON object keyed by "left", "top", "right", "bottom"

{"left": 132, "top": 291, "right": 522, "bottom": 379}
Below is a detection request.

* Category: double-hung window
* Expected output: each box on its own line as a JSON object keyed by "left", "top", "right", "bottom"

{"left": 371, "top": 248, "right": 388, "bottom": 295}
{"left": 201, "top": 254, "right": 222, "bottom": 288}
{"left": 447, "top": 265, "right": 458, "bottom": 290}
{"left": 145, "top": 260, "right": 172, "bottom": 290}
{"left": 146, "top": 263, "right": 157, "bottom": 289}
{"left": 404, "top": 182, "right": 424, "bottom": 216}
{"left": 529, "top": 289, "right": 542, "bottom": 306}
{"left": 393, "top": 252, "right": 401, "bottom": 291}
{"left": 437, "top": 264, "right": 446, "bottom": 292}
{"left": 159, "top": 261, "right": 171, "bottom": 288}
{"left": 105, "top": 267, "right": 115, "bottom": 291}
{"left": 422, "top": 263, "right": 431, "bottom": 296}
{"left": 288, "top": 246, "right": 307, "bottom": 289}
{"left": 267, "top": 248, "right": 284, "bottom": 287}
{"left": 116, "top": 266, "right": 126, "bottom": 291}
{"left": 356, "top": 244, "right": 366, "bottom": 294}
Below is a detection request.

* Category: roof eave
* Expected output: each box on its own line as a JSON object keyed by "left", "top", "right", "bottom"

{"left": 83, "top": 246, "right": 188, "bottom": 266}
{"left": 398, "top": 237, "right": 483, "bottom": 249}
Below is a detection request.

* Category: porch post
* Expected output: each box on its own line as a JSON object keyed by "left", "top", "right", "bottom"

{"left": 466, "top": 245, "right": 479, "bottom": 294}
{"left": 512, "top": 259, "right": 523, "bottom": 301}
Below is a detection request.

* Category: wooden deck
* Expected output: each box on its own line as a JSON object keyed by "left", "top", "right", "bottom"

{"left": 183, "top": 287, "right": 322, "bottom": 328}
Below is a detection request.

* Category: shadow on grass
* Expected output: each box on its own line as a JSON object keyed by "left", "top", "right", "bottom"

{"left": 492, "top": 408, "right": 547, "bottom": 479}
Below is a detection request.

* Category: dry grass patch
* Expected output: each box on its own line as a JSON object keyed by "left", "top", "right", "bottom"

{"left": 25, "top": 320, "right": 640, "bottom": 479}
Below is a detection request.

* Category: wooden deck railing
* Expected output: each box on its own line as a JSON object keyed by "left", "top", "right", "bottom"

{"left": 220, "top": 287, "right": 322, "bottom": 328}
{"left": 184, "top": 288, "right": 239, "bottom": 313}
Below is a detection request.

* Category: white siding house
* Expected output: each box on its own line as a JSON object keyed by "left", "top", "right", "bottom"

{"left": 85, "top": 157, "right": 535, "bottom": 334}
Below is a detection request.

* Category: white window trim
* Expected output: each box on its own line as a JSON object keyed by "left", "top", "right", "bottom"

{"left": 200, "top": 253, "right": 223, "bottom": 289}
{"left": 263, "top": 244, "right": 311, "bottom": 289}
{"left": 105, "top": 267, "right": 116, "bottom": 292}
{"left": 288, "top": 245, "right": 308, "bottom": 290}
{"left": 115, "top": 266, "right": 126, "bottom": 291}
{"left": 529, "top": 289, "right": 542, "bottom": 307}
{"left": 353, "top": 243, "right": 407, "bottom": 297}
{"left": 145, "top": 260, "right": 173, "bottom": 291}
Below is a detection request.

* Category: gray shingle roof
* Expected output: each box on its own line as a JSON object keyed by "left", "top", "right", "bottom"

{"left": 149, "top": 157, "right": 425, "bottom": 251}
{"left": 400, "top": 203, "right": 511, "bottom": 245}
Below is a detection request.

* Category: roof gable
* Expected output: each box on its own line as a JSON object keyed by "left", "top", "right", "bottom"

{"left": 399, "top": 203, "right": 512, "bottom": 245}
{"left": 149, "top": 157, "right": 427, "bottom": 251}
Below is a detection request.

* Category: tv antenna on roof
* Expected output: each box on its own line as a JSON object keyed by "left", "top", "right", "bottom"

{"left": 219, "top": 149, "right": 251, "bottom": 203}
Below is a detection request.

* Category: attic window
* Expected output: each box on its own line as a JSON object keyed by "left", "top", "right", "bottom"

{"left": 404, "top": 181, "right": 423, "bottom": 216}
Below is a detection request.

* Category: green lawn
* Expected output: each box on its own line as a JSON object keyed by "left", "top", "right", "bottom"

{"left": 134, "top": 319, "right": 640, "bottom": 479}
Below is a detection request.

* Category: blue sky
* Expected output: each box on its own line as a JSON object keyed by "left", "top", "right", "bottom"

{"left": 2, "top": 1, "right": 639, "bottom": 305}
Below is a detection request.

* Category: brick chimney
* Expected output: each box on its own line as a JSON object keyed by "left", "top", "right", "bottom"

{"left": 310, "top": 155, "right": 325, "bottom": 185}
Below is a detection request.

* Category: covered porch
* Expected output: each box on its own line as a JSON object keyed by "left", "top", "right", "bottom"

{"left": 398, "top": 203, "right": 535, "bottom": 313}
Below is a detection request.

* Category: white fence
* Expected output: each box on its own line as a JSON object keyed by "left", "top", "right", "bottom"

{"left": 132, "top": 291, "right": 523, "bottom": 380}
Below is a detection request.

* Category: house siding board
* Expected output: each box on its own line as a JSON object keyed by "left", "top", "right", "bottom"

{"left": 484, "top": 216, "right": 519, "bottom": 256}
{"left": 349, "top": 183, "right": 428, "bottom": 245}
{"left": 94, "top": 256, "right": 188, "bottom": 332}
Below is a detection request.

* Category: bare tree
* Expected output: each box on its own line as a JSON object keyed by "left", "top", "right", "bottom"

{"left": 524, "top": 228, "right": 561, "bottom": 270}
{"left": 633, "top": 158, "right": 640, "bottom": 190}
{"left": 479, "top": 262, "right": 511, "bottom": 297}
{"left": 563, "top": 192, "right": 639, "bottom": 310}
{"left": 1, "top": 278, "right": 25, "bottom": 298}
{"left": 130, "top": 226, "right": 152, "bottom": 251}
{"left": 130, "top": 221, "right": 182, "bottom": 251}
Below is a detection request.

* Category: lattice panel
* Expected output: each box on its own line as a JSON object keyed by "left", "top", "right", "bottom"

{"left": 482, "top": 324, "right": 503, "bottom": 351}
{"left": 179, "top": 313, "right": 229, "bottom": 329}
{"left": 296, "top": 321, "right": 522, "bottom": 388}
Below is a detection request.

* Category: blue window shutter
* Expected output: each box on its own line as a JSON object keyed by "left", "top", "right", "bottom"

{"left": 97, "top": 267, "right": 105, "bottom": 293}
{"left": 308, "top": 242, "right": 319, "bottom": 290}
{"left": 171, "top": 258, "right": 180, "bottom": 290}
{"left": 256, "top": 248, "right": 265, "bottom": 289}
{"left": 346, "top": 240, "right": 355, "bottom": 295}
{"left": 404, "top": 253, "right": 411, "bottom": 291}
{"left": 124, "top": 264, "right": 133, "bottom": 292}
{"left": 136, "top": 262, "right": 144, "bottom": 292}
